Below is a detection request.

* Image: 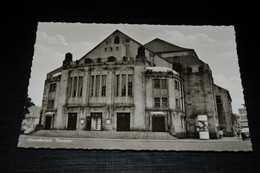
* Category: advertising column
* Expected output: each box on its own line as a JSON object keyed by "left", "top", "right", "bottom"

{"left": 198, "top": 115, "right": 209, "bottom": 140}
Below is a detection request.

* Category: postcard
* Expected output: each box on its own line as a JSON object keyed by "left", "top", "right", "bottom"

{"left": 18, "top": 23, "right": 252, "bottom": 151}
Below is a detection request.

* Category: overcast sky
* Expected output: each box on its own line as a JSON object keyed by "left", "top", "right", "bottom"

{"left": 29, "top": 22, "right": 244, "bottom": 114}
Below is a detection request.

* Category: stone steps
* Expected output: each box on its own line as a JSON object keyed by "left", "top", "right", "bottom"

{"left": 32, "top": 130, "right": 176, "bottom": 140}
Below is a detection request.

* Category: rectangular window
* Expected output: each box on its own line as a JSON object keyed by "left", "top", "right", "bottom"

{"left": 121, "top": 74, "right": 126, "bottom": 96}
{"left": 176, "top": 99, "right": 180, "bottom": 109}
{"left": 175, "top": 80, "right": 179, "bottom": 90}
{"left": 77, "top": 76, "right": 83, "bottom": 97}
{"left": 116, "top": 75, "right": 119, "bottom": 96}
{"left": 49, "top": 83, "right": 56, "bottom": 93}
{"left": 73, "top": 77, "right": 77, "bottom": 97}
{"left": 47, "top": 99, "right": 54, "bottom": 109}
{"left": 101, "top": 75, "right": 106, "bottom": 96}
{"left": 161, "top": 79, "right": 167, "bottom": 89}
{"left": 95, "top": 75, "right": 100, "bottom": 97}
{"left": 154, "top": 79, "right": 160, "bottom": 88}
{"left": 154, "top": 98, "right": 160, "bottom": 107}
{"left": 162, "top": 98, "right": 167, "bottom": 107}
{"left": 91, "top": 76, "right": 94, "bottom": 97}
{"left": 69, "top": 77, "right": 73, "bottom": 97}
{"left": 216, "top": 96, "right": 221, "bottom": 104}
{"left": 128, "top": 75, "right": 133, "bottom": 96}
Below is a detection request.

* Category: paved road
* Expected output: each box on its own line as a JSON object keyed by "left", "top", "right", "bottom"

{"left": 18, "top": 135, "right": 252, "bottom": 151}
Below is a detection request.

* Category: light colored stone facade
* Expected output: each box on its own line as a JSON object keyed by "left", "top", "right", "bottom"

{"left": 39, "top": 30, "right": 233, "bottom": 139}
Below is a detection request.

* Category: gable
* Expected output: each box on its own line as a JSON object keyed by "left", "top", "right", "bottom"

{"left": 79, "top": 30, "right": 143, "bottom": 63}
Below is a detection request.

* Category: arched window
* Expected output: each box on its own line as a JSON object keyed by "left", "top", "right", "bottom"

{"left": 114, "top": 36, "right": 120, "bottom": 44}
{"left": 137, "top": 46, "right": 145, "bottom": 56}
{"left": 85, "top": 58, "right": 93, "bottom": 64}
{"left": 123, "top": 56, "right": 127, "bottom": 62}
{"left": 108, "top": 56, "right": 116, "bottom": 62}
{"left": 97, "top": 58, "right": 101, "bottom": 63}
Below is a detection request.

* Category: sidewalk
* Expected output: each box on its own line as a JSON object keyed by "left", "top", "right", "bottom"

{"left": 31, "top": 130, "right": 176, "bottom": 140}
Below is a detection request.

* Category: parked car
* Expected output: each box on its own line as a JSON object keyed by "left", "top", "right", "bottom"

{"left": 241, "top": 128, "right": 250, "bottom": 140}
{"left": 24, "top": 128, "right": 34, "bottom": 135}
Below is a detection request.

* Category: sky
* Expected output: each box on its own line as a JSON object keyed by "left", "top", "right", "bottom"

{"left": 29, "top": 22, "right": 244, "bottom": 114}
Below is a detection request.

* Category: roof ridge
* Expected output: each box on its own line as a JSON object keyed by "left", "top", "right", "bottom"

{"left": 145, "top": 38, "right": 192, "bottom": 51}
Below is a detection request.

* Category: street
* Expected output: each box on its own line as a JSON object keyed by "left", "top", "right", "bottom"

{"left": 18, "top": 135, "right": 252, "bottom": 151}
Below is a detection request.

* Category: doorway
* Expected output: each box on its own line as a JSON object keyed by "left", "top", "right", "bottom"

{"left": 117, "top": 113, "right": 130, "bottom": 131}
{"left": 152, "top": 116, "right": 165, "bottom": 132}
{"left": 86, "top": 117, "right": 91, "bottom": 131}
{"left": 91, "top": 113, "right": 102, "bottom": 131}
{"left": 67, "top": 113, "right": 77, "bottom": 130}
{"left": 45, "top": 116, "right": 52, "bottom": 130}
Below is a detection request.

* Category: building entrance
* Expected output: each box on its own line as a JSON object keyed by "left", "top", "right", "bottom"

{"left": 117, "top": 113, "right": 130, "bottom": 131}
{"left": 91, "top": 113, "right": 102, "bottom": 131}
{"left": 45, "top": 116, "right": 52, "bottom": 130}
{"left": 86, "top": 117, "right": 91, "bottom": 131}
{"left": 67, "top": 113, "right": 77, "bottom": 130}
{"left": 152, "top": 116, "right": 165, "bottom": 132}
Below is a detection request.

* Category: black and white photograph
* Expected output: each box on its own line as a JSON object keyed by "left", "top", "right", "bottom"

{"left": 18, "top": 23, "right": 252, "bottom": 151}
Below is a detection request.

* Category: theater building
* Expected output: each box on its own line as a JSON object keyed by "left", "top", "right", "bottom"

{"left": 39, "top": 30, "right": 233, "bottom": 139}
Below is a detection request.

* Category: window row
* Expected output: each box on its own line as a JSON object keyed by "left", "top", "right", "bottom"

{"left": 153, "top": 79, "right": 180, "bottom": 91}
{"left": 104, "top": 46, "right": 119, "bottom": 52}
{"left": 85, "top": 56, "right": 129, "bottom": 64}
{"left": 154, "top": 98, "right": 181, "bottom": 109}
{"left": 154, "top": 97, "right": 168, "bottom": 107}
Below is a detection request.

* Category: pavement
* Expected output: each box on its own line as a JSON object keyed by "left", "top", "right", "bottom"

{"left": 17, "top": 130, "right": 253, "bottom": 151}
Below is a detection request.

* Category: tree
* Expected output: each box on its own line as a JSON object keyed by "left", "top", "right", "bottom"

{"left": 23, "top": 94, "right": 35, "bottom": 117}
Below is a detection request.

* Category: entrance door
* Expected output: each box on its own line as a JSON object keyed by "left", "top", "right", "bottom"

{"left": 86, "top": 117, "right": 91, "bottom": 131}
{"left": 117, "top": 113, "right": 130, "bottom": 131}
{"left": 91, "top": 113, "right": 102, "bottom": 131}
{"left": 67, "top": 113, "right": 77, "bottom": 130}
{"left": 152, "top": 116, "right": 165, "bottom": 132}
{"left": 45, "top": 116, "right": 52, "bottom": 130}
{"left": 93, "top": 116, "right": 102, "bottom": 131}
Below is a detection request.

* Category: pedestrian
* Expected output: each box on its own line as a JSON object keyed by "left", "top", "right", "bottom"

{"left": 236, "top": 130, "right": 241, "bottom": 139}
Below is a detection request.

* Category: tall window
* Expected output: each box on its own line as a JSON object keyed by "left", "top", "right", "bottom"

{"left": 101, "top": 75, "right": 107, "bottom": 96}
{"left": 77, "top": 77, "right": 83, "bottom": 97}
{"left": 91, "top": 76, "right": 94, "bottom": 97}
{"left": 47, "top": 99, "right": 54, "bottom": 109}
{"left": 49, "top": 83, "right": 56, "bottom": 93}
{"left": 161, "top": 79, "right": 167, "bottom": 89}
{"left": 116, "top": 75, "right": 119, "bottom": 96}
{"left": 175, "top": 80, "right": 180, "bottom": 90}
{"left": 162, "top": 98, "right": 168, "bottom": 107}
{"left": 95, "top": 75, "right": 100, "bottom": 97}
{"left": 154, "top": 98, "right": 160, "bottom": 107}
{"left": 154, "top": 79, "right": 160, "bottom": 88}
{"left": 69, "top": 77, "right": 73, "bottom": 97}
{"left": 114, "top": 36, "right": 120, "bottom": 44}
{"left": 73, "top": 77, "right": 77, "bottom": 97}
{"left": 121, "top": 74, "right": 126, "bottom": 96}
{"left": 128, "top": 75, "right": 133, "bottom": 96}
{"left": 176, "top": 99, "right": 180, "bottom": 109}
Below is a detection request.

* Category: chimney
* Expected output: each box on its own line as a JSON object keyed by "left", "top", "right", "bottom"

{"left": 62, "top": 52, "right": 72, "bottom": 69}
{"left": 135, "top": 46, "right": 146, "bottom": 64}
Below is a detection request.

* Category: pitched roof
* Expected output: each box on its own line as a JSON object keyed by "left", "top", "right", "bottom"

{"left": 144, "top": 38, "right": 192, "bottom": 53}
{"left": 79, "top": 29, "right": 145, "bottom": 61}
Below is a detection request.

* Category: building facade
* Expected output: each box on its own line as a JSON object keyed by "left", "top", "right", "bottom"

{"left": 238, "top": 105, "right": 248, "bottom": 129}
{"left": 39, "top": 30, "right": 233, "bottom": 139}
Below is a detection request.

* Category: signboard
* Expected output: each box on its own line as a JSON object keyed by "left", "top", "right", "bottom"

{"left": 198, "top": 115, "right": 209, "bottom": 140}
